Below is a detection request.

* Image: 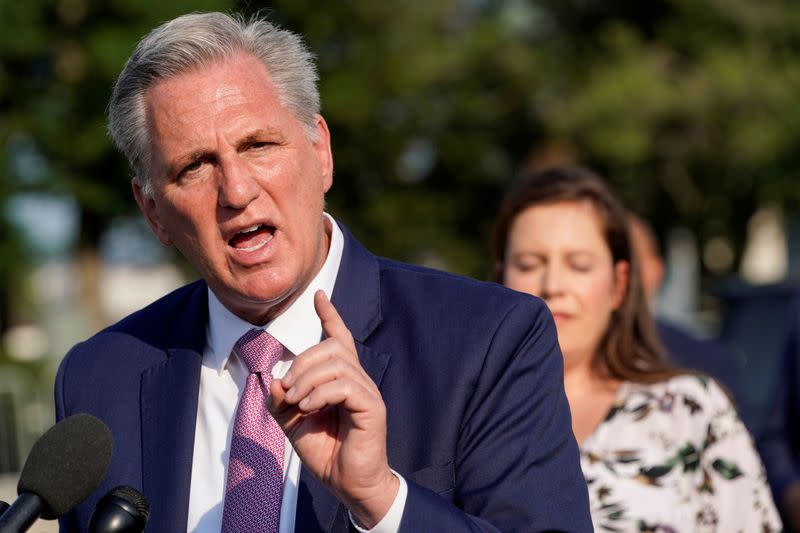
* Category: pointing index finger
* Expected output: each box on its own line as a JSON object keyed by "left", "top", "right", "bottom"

{"left": 314, "top": 290, "right": 357, "bottom": 354}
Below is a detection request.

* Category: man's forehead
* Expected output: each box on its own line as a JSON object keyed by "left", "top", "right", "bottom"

{"left": 145, "top": 56, "right": 278, "bottom": 121}
{"left": 207, "top": 85, "right": 248, "bottom": 110}
{"left": 149, "top": 54, "right": 272, "bottom": 101}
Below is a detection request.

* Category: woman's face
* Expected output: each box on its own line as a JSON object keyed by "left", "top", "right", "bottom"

{"left": 502, "top": 200, "right": 628, "bottom": 370}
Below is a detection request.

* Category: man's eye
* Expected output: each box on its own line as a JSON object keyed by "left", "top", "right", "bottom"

{"left": 181, "top": 160, "right": 203, "bottom": 175}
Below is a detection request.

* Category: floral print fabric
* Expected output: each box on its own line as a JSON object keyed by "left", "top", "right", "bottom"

{"left": 581, "top": 375, "right": 781, "bottom": 532}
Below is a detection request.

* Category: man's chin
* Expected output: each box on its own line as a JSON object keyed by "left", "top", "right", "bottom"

{"left": 218, "top": 284, "right": 300, "bottom": 324}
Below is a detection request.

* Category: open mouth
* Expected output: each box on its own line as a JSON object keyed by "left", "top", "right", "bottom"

{"left": 228, "top": 224, "right": 275, "bottom": 252}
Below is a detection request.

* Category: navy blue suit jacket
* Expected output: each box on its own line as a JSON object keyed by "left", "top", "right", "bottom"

{"left": 55, "top": 225, "right": 591, "bottom": 532}
{"left": 757, "top": 298, "right": 800, "bottom": 515}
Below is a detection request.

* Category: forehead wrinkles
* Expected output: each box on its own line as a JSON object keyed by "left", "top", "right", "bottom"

{"left": 207, "top": 84, "right": 247, "bottom": 111}
{"left": 149, "top": 84, "right": 244, "bottom": 125}
{"left": 146, "top": 84, "right": 247, "bottom": 155}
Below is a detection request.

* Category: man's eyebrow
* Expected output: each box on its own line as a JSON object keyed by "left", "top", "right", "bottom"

{"left": 170, "top": 149, "right": 214, "bottom": 173}
{"left": 237, "top": 128, "right": 284, "bottom": 146}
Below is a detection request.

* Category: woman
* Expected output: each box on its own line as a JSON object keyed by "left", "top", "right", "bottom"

{"left": 491, "top": 166, "right": 781, "bottom": 531}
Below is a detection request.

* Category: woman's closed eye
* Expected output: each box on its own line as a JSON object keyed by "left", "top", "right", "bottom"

{"left": 512, "top": 257, "right": 544, "bottom": 272}
{"left": 567, "top": 255, "right": 595, "bottom": 273}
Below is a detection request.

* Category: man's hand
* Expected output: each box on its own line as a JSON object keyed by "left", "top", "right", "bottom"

{"left": 269, "top": 290, "right": 399, "bottom": 529}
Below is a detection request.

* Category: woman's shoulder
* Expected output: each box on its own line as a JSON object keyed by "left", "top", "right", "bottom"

{"left": 625, "top": 373, "right": 729, "bottom": 402}
{"left": 589, "top": 374, "right": 729, "bottom": 454}
{"left": 619, "top": 373, "right": 734, "bottom": 425}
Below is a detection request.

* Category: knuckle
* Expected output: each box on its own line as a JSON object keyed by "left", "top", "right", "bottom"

{"left": 319, "top": 339, "right": 339, "bottom": 358}
{"left": 289, "top": 356, "right": 307, "bottom": 372}
{"left": 332, "top": 358, "right": 350, "bottom": 375}
{"left": 339, "top": 379, "right": 353, "bottom": 397}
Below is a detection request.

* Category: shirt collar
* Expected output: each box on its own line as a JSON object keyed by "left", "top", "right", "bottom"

{"left": 206, "top": 213, "right": 344, "bottom": 372}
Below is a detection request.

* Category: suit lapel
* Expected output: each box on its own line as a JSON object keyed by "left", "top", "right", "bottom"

{"left": 141, "top": 350, "right": 202, "bottom": 532}
{"left": 140, "top": 282, "right": 207, "bottom": 532}
{"left": 295, "top": 223, "right": 391, "bottom": 532}
{"left": 332, "top": 223, "right": 391, "bottom": 389}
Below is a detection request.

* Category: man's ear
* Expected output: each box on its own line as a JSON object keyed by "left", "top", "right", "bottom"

{"left": 132, "top": 177, "right": 172, "bottom": 246}
{"left": 312, "top": 114, "right": 334, "bottom": 194}
{"left": 612, "top": 260, "right": 630, "bottom": 311}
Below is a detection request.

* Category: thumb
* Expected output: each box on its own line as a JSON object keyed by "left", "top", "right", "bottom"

{"left": 269, "top": 377, "right": 287, "bottom": 409}
{"left": 268, "top": 378, "right": 305, "bottom": 436}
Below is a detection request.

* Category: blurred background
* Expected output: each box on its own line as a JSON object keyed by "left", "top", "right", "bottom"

{"left": 1, "top": 0, "right": 800, "bottom": 517}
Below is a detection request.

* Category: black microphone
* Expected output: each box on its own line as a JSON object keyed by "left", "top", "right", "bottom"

{"left": 89, "top": 486, "right": 149, "bottom": 533}
{"left": 0, "top": 413, "right": 113, "bottom": 532}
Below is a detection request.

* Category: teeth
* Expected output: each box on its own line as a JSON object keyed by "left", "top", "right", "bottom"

{"left": 238, "top": 232, "right": 273, "bottom": 252}
{"left": 239, "top": 224, "right": 261, "bottom": 234}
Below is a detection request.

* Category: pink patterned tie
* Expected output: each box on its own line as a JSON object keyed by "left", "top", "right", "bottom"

{"left": 221, "top": 328, "right": 285, "bottom": 533}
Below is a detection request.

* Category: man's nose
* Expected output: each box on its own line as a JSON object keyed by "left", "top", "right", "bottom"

{"left": 217, "top": 158, "right": 260, "bottom": 209}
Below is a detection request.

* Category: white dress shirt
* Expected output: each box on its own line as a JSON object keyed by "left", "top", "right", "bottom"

{"left": 186, "top": 214, "right": 407, "bottom": 532}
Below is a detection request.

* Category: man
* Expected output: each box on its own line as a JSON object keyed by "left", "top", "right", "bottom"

{"left": 758, "top": 293, "right": 800, "bottom": 531}
{"left": 55, "top": 12, "right": 591, "bottom": 532}
{"left": 627, "top": 212, "right": 743, "bottom": 402}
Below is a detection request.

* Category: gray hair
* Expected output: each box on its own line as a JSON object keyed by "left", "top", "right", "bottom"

{"left": 108, "top": 12, "right": 320, "bottom": 195}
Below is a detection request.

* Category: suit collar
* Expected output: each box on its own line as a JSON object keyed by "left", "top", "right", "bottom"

{"left": 330, "top": 221, "right": 382, "bottom": 343}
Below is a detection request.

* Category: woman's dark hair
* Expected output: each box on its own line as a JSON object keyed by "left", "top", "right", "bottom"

{"left": 491, "top": 165, "right": 677, "bottom": 384}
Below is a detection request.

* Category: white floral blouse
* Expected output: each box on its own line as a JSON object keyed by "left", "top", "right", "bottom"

{"left": 581, "top": 374, "right": 781, "bottom": 532}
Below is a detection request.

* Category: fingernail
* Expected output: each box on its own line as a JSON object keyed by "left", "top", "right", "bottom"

{"left": 283, "top": 370, "right": 293, "bottom": 384}
{"left": 299, "top": 397, "right": 309, "bottom": 410}
{"left": 286, "top": 386, "right": 296, "bottom": 401}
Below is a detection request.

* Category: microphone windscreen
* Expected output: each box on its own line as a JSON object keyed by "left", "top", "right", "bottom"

{"left": 18, "top": 413, "right": 114, "bottom": 519}
{"left": 107, "top": 486, "right": 150, "bottom": 522}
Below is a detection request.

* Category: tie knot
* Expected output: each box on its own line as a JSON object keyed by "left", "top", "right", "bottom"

{"left": 234, "top": 328, "right": 284, "bottom": 375}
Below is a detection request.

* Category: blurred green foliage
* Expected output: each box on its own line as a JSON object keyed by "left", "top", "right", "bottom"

{"left": 2, "top": 0, "right": 800, "bottom": 334}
